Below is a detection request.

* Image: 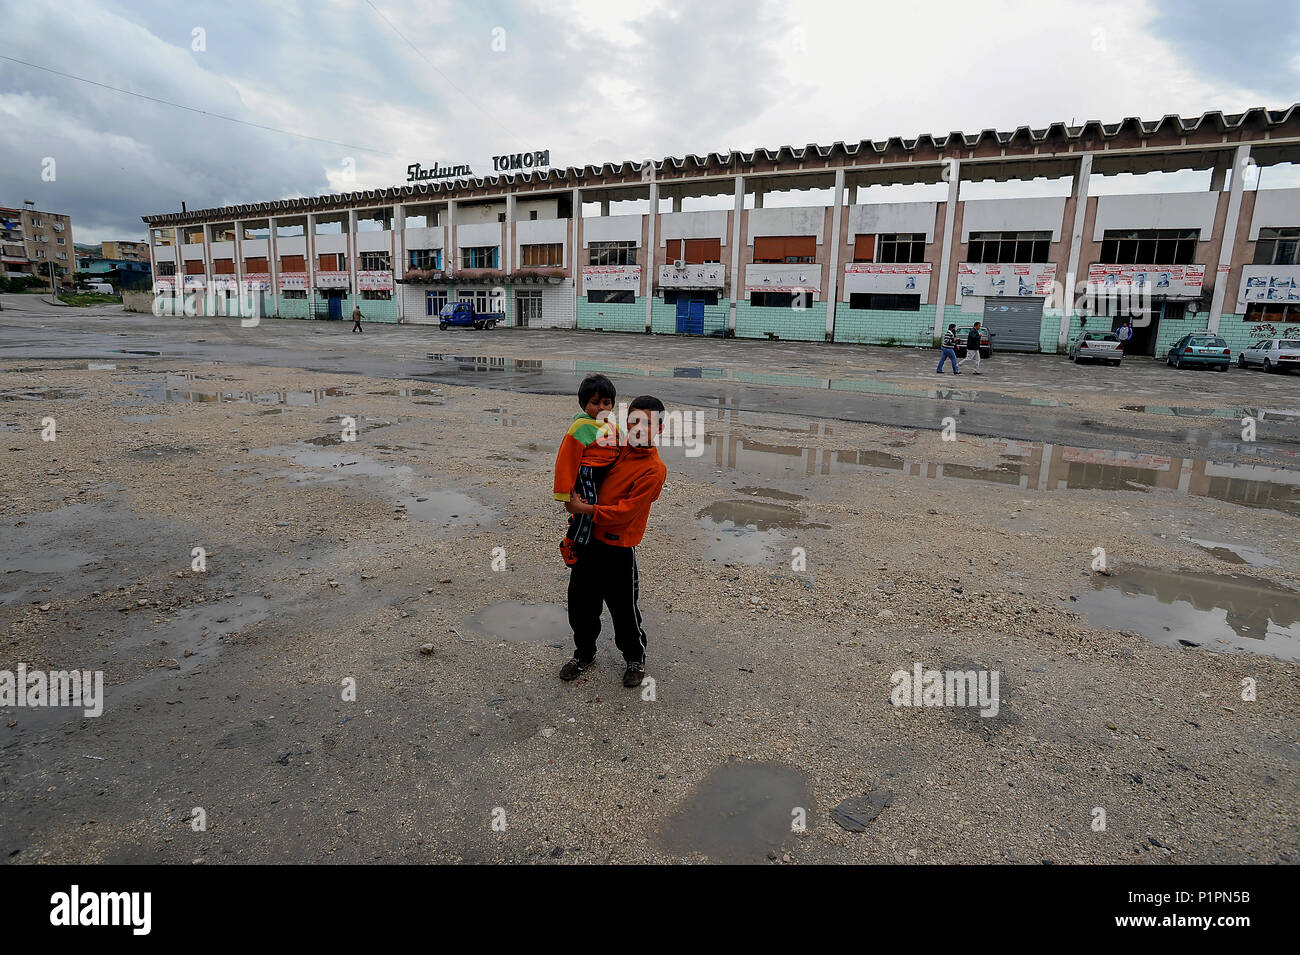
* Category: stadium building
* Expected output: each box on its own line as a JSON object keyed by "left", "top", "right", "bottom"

{"left": 141, "top": 106, "right": 1300, "bottom": 355}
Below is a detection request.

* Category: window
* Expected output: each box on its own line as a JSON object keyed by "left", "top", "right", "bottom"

{"left": 665, "top": 238, "right": 722, "bottom": 264}
{"left": 281, "top": 290, "right": 307, "bottom": 299}
{"left": 1253, "top": 227, "right": 1300, "bottom": 266}
{"left": 1245, "top": 302, "right": 1300, "bottom": 323}
{"left": 461, "top": 246, "right": 499, "bottom": 269}
{"left": 459, "top": 289, "right": 498, "bottom": 312}
{"left": 750, "top": 291, "right": 812, "bottom": 308}
{"left": 53, "top": 222, "right": 63, "bottom": 232}
{"left": 56, "top": 252, "right": 66, "bottom": 259}
{"left": 497, "top": 213, "right": 506, "bottom": 223}
{"left": 409, "top": 248, "right": 441, "bottom": 270}
{"left": 848, "top": 293, "right": 921, "bottom": 311}
{"left": 588, "top": 241, "right": 637, "bottom": 266}
{"left": 521, "top": 243, "right": 563, "bottom": 267}
{"left": 753, "top": 236, "right": 815, "bottom": 263}
{"left": 662, "top": 290, "right": 720, "bottom": 305}
{"left": 31, "top": 217, "right": 42, "bottom": 226}
{"left": 874, "top": 233, "right": 928, "bottom": 263}
{"left": 529, "top": 210, "right": 539, "bottom": 221}
{"left": 184, "top": 260, "right": 206, "bottom": 275}
{"left": 243, "top": 256, "right": 267, "bottom": 272}
{"left": 317, "top": 253, "right": 347, "bottom": 271}
{"left": 361, "top": 290, "right": 391, "bottom": 300}
{"left": 360, "top": 251, "right": 390, "bottom": 271}
{"left": 852, "top": 235, "right": 876, "bottom": 262}
{"left": 214, "top": 258, "right": 235, "bottom": 274}
{"left": 966, "top": 231, "right": 1050, "bottom": 264}
{"left": 1100, "top": 229, "right": 1198, "bottom": 265}
{"left": 280, "top": 255, "right": 306, "bottom": 272}
{"left": 587, "top": 289, "right": 635, "bottom": 304}
{"left": 56, "top": 237, "right": 65, "bottom": 245}
{"left": 425, "top": 290, "right": 448, "bottom": 315}
{"left": 157, "top": 261, "right": 177, "bottom": 276}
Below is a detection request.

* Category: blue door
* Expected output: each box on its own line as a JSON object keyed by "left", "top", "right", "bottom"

{"left": 328, "top": 297, "right": 343, "bottom": 320}
{"left": 675, "top": 299, "right": 705, "bottom": 335}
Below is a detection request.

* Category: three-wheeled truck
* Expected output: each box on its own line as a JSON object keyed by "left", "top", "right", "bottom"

{"left": 438, "top": 301, "right": 503, "bottom": 330}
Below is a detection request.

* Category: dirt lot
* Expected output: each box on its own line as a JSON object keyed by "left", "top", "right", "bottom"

{"left": 0, "top": 307, "right": 1297, "bottom": 864}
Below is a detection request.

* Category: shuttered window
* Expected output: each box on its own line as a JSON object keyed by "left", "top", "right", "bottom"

{"left": 666, "top": 238, "right": 722, "bottom": 263}
{"left": 280, "top": 255, "right": 306, "bottom": 271}
{"left": 521, "top": 243, "right": 563, "bottom": 267}
{"left": 317, "top": 253, "right": 346, "bottom": 271}
{"left": 243, "top": 257, "right": 268, "bottom": 272}
{"left": 213, "top": 258, "right": 235, "bottom": 274}
{"left": 184, "top": 259, "right": 205, "bottom": 275}
{"left": 753, "top": 235, "right": 816, "bottom": 263}
{"left": 852, "top": 235, "right": 876, "bottom": 262}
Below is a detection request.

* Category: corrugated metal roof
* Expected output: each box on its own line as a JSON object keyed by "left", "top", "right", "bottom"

{"left": 142, "top": 105, "right": 1300, "bottom": 224}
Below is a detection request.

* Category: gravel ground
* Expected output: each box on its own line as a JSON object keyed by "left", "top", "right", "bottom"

{"left": 0, "top": 352, "right": 1296, "bottom": 865}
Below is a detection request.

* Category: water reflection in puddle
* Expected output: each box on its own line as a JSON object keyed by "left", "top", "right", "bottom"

{"left": 696, "top": 500, "right": 827, "bottom": 565}
{"left": 129, "top": 375, "right": 349, "bottom": 406}
{"left": 467, "top": 601, "right": 569, "bottom": 645}
{"left": 1075, "top": 566, "right": 1300, "bottom": 660}
{"left": 659, "top": 763, "right": 813, "bottom": 864}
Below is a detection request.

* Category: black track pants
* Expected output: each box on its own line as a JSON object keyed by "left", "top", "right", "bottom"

{"left": 567, "top": 539, "right": 647, "bottom": 665}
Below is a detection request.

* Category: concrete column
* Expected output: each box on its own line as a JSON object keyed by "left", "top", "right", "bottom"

{"left": 670, "top": 195, "right": 680, "bottom": 213}
{"left": 233, "top": 218, "right": 244, "bottom": 319}
{"left": 268, "top": 218, "right": 279, "bottom": 317}
{"left": 824, "top": 168, "right": 845, "bottom": 342}
{"left": 201, "top": 223, "right": 212, "bottom": 316}
{"left": 645, "top": 181, "right": 659, "bottom": 332}
{"left": 729, "top": 175, "right": 744, "bottom": 334}
{"left": 446, "top": 200, "right": 456, "bottom": 278}
{"left": 173, "top": 226, "right": 183, "bottom": 315}
{"left": 504, "top": 194, "right": 515, "bottom": 274}
{"left": 306, "top": 214, "right": 317, "bottom": 318}
{"left": 147, "top": 226, "right": 158, "bottom": 299}
{"left": 393, "top": 203, "right": 404, "bottom": 321}
{"left": 599, "top": 197, "right": 609, "bottom": 216}
{"left": 571, "top": 188, "right": 581, "bottom": 322}
{"left": 933, "top": 160, "right": 961, "bottom": 342}
{"left": 1059, "top": 152, "right": 1094, "bottom": 349}
{"left": 753, "top": 190, "right": 764, "bottom": 209}
{"left": 347, "top": 210, "right": 359, "bottom": 313}
{"left": 1209, "top": 144, "right": 1251, "bottom": 333}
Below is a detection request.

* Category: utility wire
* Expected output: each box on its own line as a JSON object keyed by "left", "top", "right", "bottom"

{"left": 0, "top": 53, "right": 391, "bottom": 155}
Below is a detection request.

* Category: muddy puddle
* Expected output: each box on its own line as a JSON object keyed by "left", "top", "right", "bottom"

{"left": 0, "top": 387, "right": 85, "bottom": 401}
{"left": 735, "top": 486, "right": 805, "bottom": 501}
{"left": 466, "top": 601, "right": 570, "bottom": 646}
{"left": 696, "top": 499, "right": 828, "bottom": 565}
{"left": 664, "top": 431, "right": 1300, "bottom": 516}
{"left": 1075, "top": 566, "right": 1300, "bottom": 660}
{"left": 128, "top": 374, "right": 349, "bottom": 406}
{"left": 413, "top": 353, "right": 1067, "bottom": 407}
{"left": 1183, "top": 537, "right": 1279, "bottom": 568}
{"left": 252, "top": 445, "right": 493, "bottom": 528}
{"left": 1124, "top": 404, "right": 1300, "bottom": 425}
{"left": 659, "top": 762, "right": 812, "bottom": 864}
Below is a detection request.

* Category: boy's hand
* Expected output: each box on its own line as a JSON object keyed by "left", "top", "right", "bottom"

{"left": 564, "top": 498, "right": 595, "bottom": 516}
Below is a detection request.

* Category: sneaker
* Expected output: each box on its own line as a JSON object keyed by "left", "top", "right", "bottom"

{"left": 972, "top": 371, "right": 983, "bottom": 375}
{"left": 559, "top": 656, "right": 595, "bottom": 681}
{"left": 622, "top": 662, "right": 646, "bottom": 688}
{"left": 953, "top": 371, "right": 961, "bottom": 375}
{"left": 559, "top": 536, "right": 579, "bottom": 567}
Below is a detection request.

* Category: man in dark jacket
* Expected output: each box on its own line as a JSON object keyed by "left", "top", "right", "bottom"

{"left": 957, "top": 322, "right": 984, "bottom": 374}
{"left": 936, "top": 323, "right": 960, "bottom": 375}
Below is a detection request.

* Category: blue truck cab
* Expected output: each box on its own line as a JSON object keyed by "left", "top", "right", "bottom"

{"left": 438, "top": 301, "right": 503, "bottom": 330}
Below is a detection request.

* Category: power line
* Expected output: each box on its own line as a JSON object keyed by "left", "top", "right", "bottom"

{"left": 0, "top": 54, "right": 391, "bottom": 155}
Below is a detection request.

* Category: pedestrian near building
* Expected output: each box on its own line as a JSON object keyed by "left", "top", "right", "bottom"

{"left": 957, "top": 322, "right": 984, "bottom": 375}
{"left": 937, "top": 323, "right": 960, "bottom": 375}
{"left": 1117, "top": 318, "right": 1133, "bottom": 353}
{"left": 351, "top": 305, "right": 363, "bottom": 333}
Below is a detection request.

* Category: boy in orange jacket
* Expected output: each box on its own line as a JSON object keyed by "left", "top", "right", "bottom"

{"left": 553, "top": 374, "right": 620, "bottom": 565}
{"left": 559, "top": 395, "right": 668, "bottom": 689}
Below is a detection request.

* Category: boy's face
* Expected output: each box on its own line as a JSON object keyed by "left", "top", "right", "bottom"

{"left": 584, "top": 395, "right": 614, "bottom": 420}
{"left": 626, "top": 409, "right": 662, "bottom": 448}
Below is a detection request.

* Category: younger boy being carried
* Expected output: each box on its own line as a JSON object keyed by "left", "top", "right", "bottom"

{"left": 553, "top": 373, "right": 619, "bottom": 565}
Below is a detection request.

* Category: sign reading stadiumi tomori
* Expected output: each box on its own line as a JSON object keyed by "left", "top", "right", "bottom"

{"left": 406, "top": 161, "right": 473, "bottom": 182}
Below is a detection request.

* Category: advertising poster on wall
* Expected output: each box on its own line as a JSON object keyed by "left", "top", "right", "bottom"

{"left": 582, "top": 265, "right": 641, "bottom": 290}
{"left": 957, "top": 263, "right": 1056, "bottom": 298}
{"left": 1086, "top": 264, "right": 1205, "bottom": 296}
{"left": 358, "top": 270, "right": 394, "bottom": 291}
{"left": 278, "top": 271, "right": 307, "bottom": 291}
{"left": 844, "top": 263, "right": 931, "bottom": 300}
{"left": 1240, "top": 267, "right": 1300, "bottom": 303}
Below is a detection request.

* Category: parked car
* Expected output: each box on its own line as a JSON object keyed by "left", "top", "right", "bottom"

{"left": 1067, "top": 331, "right": 1123, "bottom": 366}
{"left": 1166, "top": 333, "right": 1231, "bottom": 371}
{"left": 1238, "top": 337, "right": 1300, "bottom": 373}
{"left": 953, "top": 325, "right": 992, "bottom": 359}
{"left": 438, "top": 301, "right": 502, "bottom": 330}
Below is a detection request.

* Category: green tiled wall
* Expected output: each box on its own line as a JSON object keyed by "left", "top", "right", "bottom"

{"left": 833, "top": 304, "right": 936, "bottom": 346}
{"left": 734, "top": 301, "right": 828, "bottom": 341}
{"left": 577, "top": 297, "right": 646, "bottom": 333}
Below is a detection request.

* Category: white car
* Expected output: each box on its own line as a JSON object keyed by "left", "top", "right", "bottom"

{"left": 1067, "top": 331, "right": 1123, "bottom": 366}
{"left": 1238, "top": 338, "right": 1300, "bottom": 373}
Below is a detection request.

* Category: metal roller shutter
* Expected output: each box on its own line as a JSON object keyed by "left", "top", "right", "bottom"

{"left": 982, "top": 297, "right": 1043, "bottom": 352}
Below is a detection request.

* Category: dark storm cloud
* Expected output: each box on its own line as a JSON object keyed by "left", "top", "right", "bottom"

{"left": 1149, "top": 0, "right": 1299, "bottom": 102}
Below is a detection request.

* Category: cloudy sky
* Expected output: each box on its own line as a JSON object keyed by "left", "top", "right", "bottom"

{"left": 1, "top": 0, "right": 1297, "bottom": 245}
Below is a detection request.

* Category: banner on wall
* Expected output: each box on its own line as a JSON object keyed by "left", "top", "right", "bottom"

{"left": 744, "top": 264, "right": 821, "bottom": 293}
{"left": 1239, "top": 266, "right": 1300, "bottom": 303}
{"left": 153, "top": 277, "right": 176, "bottom": 292}
{"left": 316, "top": 270, "right": 350, "bottom": 289}
{"left": 182, "top": 274, "right": 206, "bottom": 290}
{"left": 582, "top": 265, "right": 641, "bottom": 290}
{"left": 210, "top": 276, "right": 239, "bottom": 292}
{"left": 659, "top": 263, "right": 724, "bottom": 288}
{"left": 358, "top": 270, "right": 394, "bottom": 292}
{"left": 957, "top": 263, "right": 1055, "bottom": 298}
{"left": 1062, "top": 447, "right": 1173, "bottom": 471}
{"left": 1086, "top": 264, "right": 1205, "bottom": 296}
{"left": 279, "top": 271, "right": 307, "bottom": 291}
{"left": 241, "top": 273, "right": 271, "bottom": 291}
{"left": 843, "top": 263, "right": 931, "bottom": 300}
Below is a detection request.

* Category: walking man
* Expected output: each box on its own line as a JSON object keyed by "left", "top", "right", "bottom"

{"left": 1116, "top": 318, "right": 1133, "bottom": 353}
{"left": 957, "top": 322, "right": 984, "bottom": 375}
{"left": 936, "top": 323, "right": 960, "bottom": 375}
{"left": 351, "top": 305, "right": 363, "bottom": 333}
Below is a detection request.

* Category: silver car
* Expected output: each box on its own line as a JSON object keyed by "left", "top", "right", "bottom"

{"left": 1238, "top": 337, "right": 1300, "bottom": 373}
{"left": 1067, "top": 331, "right": 1123, "bottom": 366}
